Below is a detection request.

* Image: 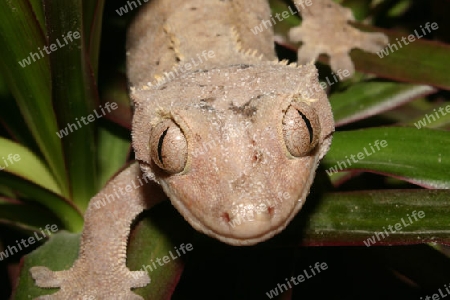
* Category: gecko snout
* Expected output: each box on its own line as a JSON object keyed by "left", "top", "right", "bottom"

{"left": 224, "top": 203, "right": 274, "bottom": 238}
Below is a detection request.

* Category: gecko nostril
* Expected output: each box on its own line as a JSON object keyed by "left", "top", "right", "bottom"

{"left": 222, "top": 212, "right": 231, "bottom": 223}
{"left": 268, "top": 206, "right": 275, "bottom": 216}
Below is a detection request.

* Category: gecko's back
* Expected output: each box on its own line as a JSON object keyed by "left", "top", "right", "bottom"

{"left": 127, "top": 0, "right": 276, "bottom": 86}
{"left": 127, "top": 0, "right": 334, "bottom": 245}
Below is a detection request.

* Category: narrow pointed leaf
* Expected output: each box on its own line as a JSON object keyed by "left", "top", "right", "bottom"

{"left": 82, "top": 0, "right": 105, "bottom": 78}
{"left": 296, "top": 190, "right": 450, "bottom": 246}
{"left": 0, "top": 137, "right": 60, "bottom": 195}
{"left": 0, "top": 0, "right": 68, "bottom": 197}
{"left": 97, "top": 123, "right": 131, "bottom": 189}
{"left": 0, "top": 199, "right": 63, "bottom": 231}
{"left": 0, "top": 172, "right": 83, "bottom": 232}
{"left": 351, "top": 25, "right": 450, "bottom": 90}
{"left": 330, "top": 82, "right": 436, "bottom": 126}
{"left": 28, "top": 0, "right": 45, "bottom": 33}
{"left": 322, "top": 127, "right": 450, "bottom": 188}
{"left": 44, "top": 0, "right": 99, "bottom": 210}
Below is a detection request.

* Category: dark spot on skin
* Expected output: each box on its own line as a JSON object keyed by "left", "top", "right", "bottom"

{"left": 156, "top": 60, "right": 160, "bottom": 65}
{"left": 229, "top": 100, "right": 257, "bottom": 117}
{"left": 198, "top": 101, "right": 216, "bottom": 112}
{"left": 230, "top": 64, "right": 252, "bottom": 69}
{"left": 193, "top": 69, "right": 209, "bottom": 74}
{"left": 157, "top": 86, "right": 167, "bottom": 90}
{"left": 200, "top": 97, "right": 216, "bottom": 102}
{"left": 216, "top": 33, "right": 222, "bottom": 37}
{"left": 198, "top": 84, "right": 207, "bottom": 87}
{"left": 222, "top": 212, "right": 230, "bottom": 223}
{"left": 190, "top": 7, "right": 197, "bottom": 10}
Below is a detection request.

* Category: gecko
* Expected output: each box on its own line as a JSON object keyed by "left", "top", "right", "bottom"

{"left": 29, "top": 0, "right": 387, "bottom": 298}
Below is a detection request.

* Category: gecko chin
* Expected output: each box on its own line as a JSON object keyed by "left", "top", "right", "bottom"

{"left": 224, "top": 202, "right": 274, "bottom": 239}
{"left": 156, "top": 174, "right": 306, "bottom": 246}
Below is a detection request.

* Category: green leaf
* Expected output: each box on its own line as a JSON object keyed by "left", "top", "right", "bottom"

{"left": 322, "top": 127, "right": 450, "bottom": 188}
{"left": 296, "top": 190, "right": 450, "bottom": 245}
{"left": 13, "top": 231, "right": 80, "bottom": 299}
{"left": 0, "top": 0, "right": 69, "bottom": 197}
{"left": 28, "top": 0, "right": 46, "bottom": 33}
{"left": 0, "top": 94, "right": 42, "bottom": 157}
{"left": 405, "top": 103, "right": 450, "bottom": 130}
{"left": 351, "top": 25, "right": 450, "bottom": 90}
{"left": 130, "top": 203, "right": 192, "bottom": 299}
{"left": 100, "top": 74, "right": 133, "bottom": 129}
{"left": 83, "top": 0, "right": 105, "bottom": 78}
{"left": 97, "top": 123, "right": 131, "bottom": 189}
{"left": 330, "top": 82, "right": 436, "bottom": 126}
{"left": 0, "top": 172, "right": 83, "bottom": 232}
{"left": 0, "top": 137, "right": 60, "bottom": 195}
{"left": 44, "top": 0, "right": 99, "bottom": 210}
{"left": 15, "top": 202, "right": 190, "bottom": 299}
{"left": 0, "top": 199, "right": 63, "bottom": 231}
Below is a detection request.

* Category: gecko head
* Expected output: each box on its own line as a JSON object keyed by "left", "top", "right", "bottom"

{"left": 132, "top": 63, "right": 334, "bottom": 246}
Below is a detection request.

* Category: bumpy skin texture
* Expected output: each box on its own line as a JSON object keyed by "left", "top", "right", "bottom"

{"left": 29, "top": 0, "right": 389, "bottom": 298}
{"left": 128, "top": 0, "right": 334, "bottom": 245}
{"left": 30, "top": 163, "right": 167, "bottom": 299}
{"left": 289, "top": 0, "right": 389, "bottom": 75}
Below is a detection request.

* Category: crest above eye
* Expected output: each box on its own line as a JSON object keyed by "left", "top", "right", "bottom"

{"left": 282, "top": 101, "right": 321, "bottom": 157}
{"left": 149, "top": 119, "right": 188, "bottom": 174}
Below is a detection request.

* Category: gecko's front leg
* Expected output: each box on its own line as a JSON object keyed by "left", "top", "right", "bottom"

{"left": 30, "top": 162, "right": 165, "bottom": 299}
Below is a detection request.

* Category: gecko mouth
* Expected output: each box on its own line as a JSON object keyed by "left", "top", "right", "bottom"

{"left": 222, "top": 203, "right": 276, "bottom": 239}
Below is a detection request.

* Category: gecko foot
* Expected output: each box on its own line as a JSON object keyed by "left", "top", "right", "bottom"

{"left": 290, "top": 0, "right": 388, "bottom": 76}
{"left": 30, "top": 264, "right": 150, "bottom": 299}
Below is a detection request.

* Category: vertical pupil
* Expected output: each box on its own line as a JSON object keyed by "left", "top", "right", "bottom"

{"left": 298, "top": 111, "right": 313, "bottom": 143}
{"left": 157, "top": 127, "right": 169, "bottom": 164}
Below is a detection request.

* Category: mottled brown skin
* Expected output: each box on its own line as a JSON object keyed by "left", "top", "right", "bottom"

{"left": 29, "top": 0, "right": 387, "bottom": 298}
{"left": 127, "top": 0, "right": 334, "bottom": 246}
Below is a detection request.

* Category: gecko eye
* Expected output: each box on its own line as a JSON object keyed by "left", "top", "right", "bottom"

{"left": 282, "top": 102, "right": 320, "bottom": 157}
{"left": 150, "top": 119, "right": 188, "bottom": 174}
